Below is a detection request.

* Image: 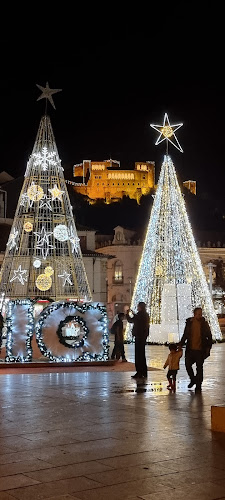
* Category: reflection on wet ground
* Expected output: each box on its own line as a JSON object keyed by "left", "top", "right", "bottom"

{"left": 0, "top": 344, "right": 225, "bottom": 499}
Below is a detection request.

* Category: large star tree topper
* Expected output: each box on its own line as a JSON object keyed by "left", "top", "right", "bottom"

{"left": 36, "top": 82, "right": 62, "bottom": 110}
{"left": 150, "top": 112, "right": 183, "bottom": 153}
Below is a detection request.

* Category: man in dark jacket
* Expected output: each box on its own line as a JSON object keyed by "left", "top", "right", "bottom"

{"left": 126, "top": 302, "right": 149, "bottom": 379}
{"left": 179, "top": 307, "right": 212, "bottom": 393}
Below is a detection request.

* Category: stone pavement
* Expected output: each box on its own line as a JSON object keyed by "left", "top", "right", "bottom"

{"left": 0, "top": 343, "right": 225, "bottom": 499}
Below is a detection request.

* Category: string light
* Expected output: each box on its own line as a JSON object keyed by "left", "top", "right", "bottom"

{"left": 44, "top": 266, "right": 54, "bottom": 276}
{"left": 58, "top": 271, "right": 73, "bottom": 286}
{"left": 36, "top": 273, "right": 52, "bottom": 291}
{"left": 53, "top": 224, "right": 69, "bottom": 242}
{"left": 0, "top": 113, "right": 92, "bottom": 302}
{"left": 9, "top": 265, "right": 28, "bottom": 285}
{"left": 150, "top": 113, "right": 183, "bottom": 153}
{"left": 48, "top": 184, "right": 64, "bottom": 201}
{"left": 5, "top": 299, "right": 34, "bottom": 362}
{"left": 33, "top": 146, "right": 57, "bottom": 171}
{"left": 33, "top": 259, "right": 42, "bottom": 268}
{"left": 35, "top": 301, "right": 109, "bottom": 362}
{"left": 24, "top": 221, "right": 33, "bottom": 232}
{"left": 7, "top": 228, "right": 19, "bottom": 251}
{"left": 125, "top": 155, "right": 222, "bottom": 343}
{"left": 27, "top": 183, "right": 44, "bottom": 202}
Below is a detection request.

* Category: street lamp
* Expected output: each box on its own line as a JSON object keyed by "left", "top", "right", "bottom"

{"left": 207, "top": 262, "right": 216, "bottom": 297}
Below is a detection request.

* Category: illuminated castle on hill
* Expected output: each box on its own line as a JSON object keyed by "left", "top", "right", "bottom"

{"left": 73, "top": 159, "right": 155, "bottom": 203}
{"left": 72, "top": 159, "right": 196, "bottom": 204}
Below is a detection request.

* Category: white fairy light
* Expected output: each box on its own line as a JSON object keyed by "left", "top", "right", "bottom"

{"left": 33, "top": 146, "right": 57, "bottom": 171}
{"left": 68, "top": 225, "right": 80, "bottom": 253}
{"left": 150, "top": 113, "right": 183, "bottom": 153}
{"left": 125, "top": 154, "right": 221, "bottom": 342}
{"left": 20, "top": 193, "right": 29, "bottom": 207}
{"left": 36, "top": 273, "right": 52, "bottom": 291}
{"left": 53, "top": 224, "right": 69, "bottom": 242}
{"left": 7, "top": 228, "right": 19, "bottom": 251}
{"left": 33, "top": 259, "right": 42, "bottom": 268}
{"left": 27, "top": 182, "right": 44, "bottom": 201}
{"left": 58, "top": 271, "right": 73, "bottom": 286}
{"left": 34, "top": 226, "right": 54, "bottom": 260}
{"left": 48, "top": 184, "right": 64, "bottom": 201}
{"left": 10, "top": 265, "right": 28, "bottom": 285}
{"left": 39, "top": 194, "right": 53, "bottom": 211}
{"left": 0, "top": 112, "right": 92, "bottom": 303}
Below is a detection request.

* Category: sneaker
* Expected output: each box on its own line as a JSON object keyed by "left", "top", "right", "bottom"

{"left": 122, "top": 359, "right": 128, "bottom": 362}
{"left": 188, "top": 380, "right": 195, "bottom": 388}
{"left": 195, "top": 386, "right": 202, "bottom": 394}
{"left": 131, "top": 373, "right": 139, "bottom": 378}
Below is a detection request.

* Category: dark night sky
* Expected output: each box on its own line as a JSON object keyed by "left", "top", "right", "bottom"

{"left": 1, "top": 8, "right": 224, "bottom": 220}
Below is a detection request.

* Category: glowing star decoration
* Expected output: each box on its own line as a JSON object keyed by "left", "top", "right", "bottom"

{"left": 150, "top": 113, "right": 183, "bottom": 153}
{"left": 44, "top": 266, "right": 54, "bottom": 276}
{"left": 39, "top": 194, "right": 52, "bottom": 211}
{"left": 68, "top": 226, "right": 80, "bottom": 253}
{"left": 36, "top": 273, "right": 52, "bottom": 291}
{"left": 10, "top": 265, "right": 28, "bottom": 285}
{"left": 33, "top": 146, "right": 57, "bottom": 171}
{"left": 7, "top": 228, "right": 19, "bottom": 251}
{"left": 48, "top": 184, "right": 64, "bottom": 201}
{"left": 33, "top": 259, "right": 41, "bottom": 268}
{"left": 36, "top": 82, "right": 62, "bottom": 110}
{"left": 34, "top": 226, "right": 54, "bottom": 260}
{"left": 27, "top": 183, "right": 44, "bottom": 202}
{"left": 58, "top": 271, "right": 73, "bottom": 286}
{"left": 24, "top": 221, "right": 33, "bottom": 232}
{"left": 53, "top": 224, "right": 69, "bottom": 242}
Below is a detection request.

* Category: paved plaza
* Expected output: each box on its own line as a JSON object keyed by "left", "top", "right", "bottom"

{"left": 0, "top": 343, "right": 225, "bottom": 499}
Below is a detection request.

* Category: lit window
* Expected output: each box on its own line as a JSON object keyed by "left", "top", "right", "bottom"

{"left": 114, "top": 260, "right": 123, "bottom": 282}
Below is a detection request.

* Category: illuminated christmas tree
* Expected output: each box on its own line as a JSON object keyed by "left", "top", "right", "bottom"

{"left": 0, "top": 83, "right": 92, "bottom": 302}
{"left": 125, "top": 113, "right": 221, "bottom": 342}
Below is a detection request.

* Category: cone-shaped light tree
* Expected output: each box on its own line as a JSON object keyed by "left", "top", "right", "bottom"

{"left": 125, "top": 113, "right": 221, "bottom": 342}
{"left": 0, "top": 83, "right": 92, "bottom": 302}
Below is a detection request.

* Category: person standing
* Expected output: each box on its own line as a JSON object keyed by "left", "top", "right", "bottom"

{"left": 179, "top": 307, "right": 212, "bottom": 393}
{"left": 111, "top": 313, "right": 127, "bottom": 361}
{"left": 163, "top": 343, "right": 183, "bottom": 392}
{"left": 126, "top": 302, "right": 149, "bottom": 379}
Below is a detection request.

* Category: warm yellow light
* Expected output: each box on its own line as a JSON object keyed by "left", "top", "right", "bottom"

{"left": 27, "top": 184, "right": 44, "bottom": 201}
{"left": 24, "top": 221, "right": 33, "bottom": 232}
{"left": 36, "top": 273, "right": 52, "bottom": 291}
{"left": 161, "top": 126, "right": 174, "bottom": 138}
{"left": 155, "top": 265, "right": 163, "bottom": 276}
{"left": 44, "top": 266, "right": 54, "bottom": 276}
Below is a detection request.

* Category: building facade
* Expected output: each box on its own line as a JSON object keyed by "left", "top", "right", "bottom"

{"left": 183, "top": 180, "right": 196, "bottom": 195}
{"left": 73, "top": 159, "right": 155, "bottom": 203}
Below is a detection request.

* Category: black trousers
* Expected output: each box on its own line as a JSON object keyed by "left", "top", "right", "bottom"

{"left": 135, "top": 339, "right": 147, "bottom": 377}
{"left": 111, "top": 342, "right": 126, "bottom": 360}
{"left": 167, "top": 369, "right": 177, "bottom": 381}
{"left": 185, "top": 350, "right": 204, "bottom": 388}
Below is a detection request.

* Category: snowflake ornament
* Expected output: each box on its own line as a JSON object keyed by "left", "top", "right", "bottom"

{"left": 33, "top": 146, "right": 57, "bottom": 171}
